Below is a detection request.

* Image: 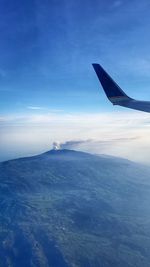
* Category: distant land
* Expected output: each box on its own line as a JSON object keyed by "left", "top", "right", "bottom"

{"left": 0, "top": 149, "right": 150, "bottom": 267}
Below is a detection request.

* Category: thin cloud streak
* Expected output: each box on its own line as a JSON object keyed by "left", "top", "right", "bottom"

{"left": 27, "top": 106, "right": 46, "bottom": 110}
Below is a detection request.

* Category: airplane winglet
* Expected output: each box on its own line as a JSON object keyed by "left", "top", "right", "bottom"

{"left": 92, "top": 63, "right": 130, "bottom": 104}
{"left": 92, "top": 63, "right": 150, "bottom": 113}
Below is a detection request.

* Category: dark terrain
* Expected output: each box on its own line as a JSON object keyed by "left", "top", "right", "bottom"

{"left": 0, "top": 149, "right": 150, "bottom": 267}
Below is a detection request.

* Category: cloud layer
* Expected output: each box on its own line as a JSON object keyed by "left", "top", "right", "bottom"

{"left": 0, "top": 111, "right": 150, "bottom": 164}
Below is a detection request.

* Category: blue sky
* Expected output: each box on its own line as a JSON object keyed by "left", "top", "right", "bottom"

{"left": 0, "top": 0, "right": 150, "bottom": 163}
{"left": 1, "top": 0, "right": 150, "bottom": 113}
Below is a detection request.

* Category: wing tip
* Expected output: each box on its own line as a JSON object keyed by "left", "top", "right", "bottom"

{"left": 92, "top": 63, "right": 101, "bottom": 67}
{"left": 92, "top": 63, "right": 105, "bottom": 73}
{"left": 92, "top": 62, "right": 129, "bottom": 102}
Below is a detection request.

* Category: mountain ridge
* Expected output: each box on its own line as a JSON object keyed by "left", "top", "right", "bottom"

{"left": 1, "top": 148, "right": 139, "bottom": 167}
{"left": 0, "top": 149, "right": 150, "bottom": 267}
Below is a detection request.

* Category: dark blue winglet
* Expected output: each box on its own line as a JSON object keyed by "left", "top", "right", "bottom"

{"left": 92, "top": 63, "right": 130, "bottom": 103}
{"left": 92, "top": 63, "right": 150, "bottom": 113}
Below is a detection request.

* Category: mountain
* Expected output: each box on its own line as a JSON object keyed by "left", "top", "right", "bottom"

{"left": 0, "top": 149, "right": 150, "bottom": 267}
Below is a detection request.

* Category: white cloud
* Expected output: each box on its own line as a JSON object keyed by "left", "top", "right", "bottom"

{"left": 27, "top": 106, "right": 46, "bottom": 110}
{"left": 27, "top": 106, "right": 64, "bottom": 113}
{"left": 0, "top": 111, "right": 150, "bottom": 164}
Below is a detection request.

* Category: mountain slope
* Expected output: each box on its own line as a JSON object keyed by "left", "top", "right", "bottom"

{"left": 0, "top": 149, "right": 150, "bottom": 267}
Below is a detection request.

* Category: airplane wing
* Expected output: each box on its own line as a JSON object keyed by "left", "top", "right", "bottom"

{"left": 92, "top": 63, "right": 150, "bottom": 113}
